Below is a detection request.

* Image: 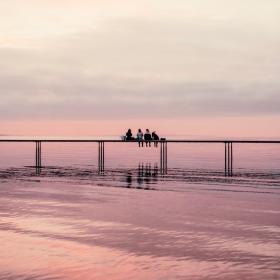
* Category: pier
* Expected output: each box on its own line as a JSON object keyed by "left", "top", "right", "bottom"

{"left": 0, "top": 139, "right": 279, "bottom": 176}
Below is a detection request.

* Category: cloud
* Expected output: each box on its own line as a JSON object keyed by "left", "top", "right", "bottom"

{"left": 0, "top": 1, "right": 280, "bottom": 121}
{"left": 0, "top": 63, "right": 279, "bottom": 120}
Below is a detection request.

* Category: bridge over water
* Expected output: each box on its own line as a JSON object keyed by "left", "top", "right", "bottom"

{"left": 1, "top": 139, "right": 279, "bottom": 176}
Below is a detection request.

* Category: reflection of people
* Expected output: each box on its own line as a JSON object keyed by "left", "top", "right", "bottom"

{"left": 137, "top": 129, "right": 144, "bottom": 147}
{"left": 143, "top": 163, "right": 152, "bottom": 187}
{"left": 137, "top": 163, "right": 144, "bottom": 187}
{"left": 126, "top": 128, "right": 133, "bottom": 140}
{"left": 140, "top": 163, "right": 159, "bottom": 188}
{"left": 144, "top": 129, "right": 152, "bottom": 147}
{"left": 120, "top": 163, "right": 160, "bottom": 189}
{"left": 126, "top": 172, "right": 132, "bottom": 188}
{"left": 152, "top": 131, "right": 159, "bottom": 147}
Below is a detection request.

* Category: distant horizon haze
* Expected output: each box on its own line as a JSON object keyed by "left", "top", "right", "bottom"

{"left": 1, "top": 115, "right": 280, "bottom": 138}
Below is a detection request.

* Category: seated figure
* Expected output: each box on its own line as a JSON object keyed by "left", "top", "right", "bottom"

{"left": 152, "top": 131, "right": 159, "bottom": 147}
{"left": 126, "top": 128, "right": 133, "bottom": 141}
{"left": 144, "top": 129, "right": 152, "bottom": 147}
{"left": 137, "top": 129, "right": 144, "bottom": 147}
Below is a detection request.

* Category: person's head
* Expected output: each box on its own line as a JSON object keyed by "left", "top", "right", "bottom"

{"left": 138, "top": 128, "right": 142, "bottom": 133}
{"left": 128, "top": 128, "right": 131, "bottom": 132}
{"left": 152, "top": 131, "right": 155, "bottom": 136}
{"left": 146, "top": 129, "right": 149, "bottom": 133}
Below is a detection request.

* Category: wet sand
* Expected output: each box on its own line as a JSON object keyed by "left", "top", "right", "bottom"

{"left": 0, "top": 167, "right": 279, "bottom": 280}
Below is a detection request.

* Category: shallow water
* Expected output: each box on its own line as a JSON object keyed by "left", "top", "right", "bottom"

{"left": 0, "top": 140, "right": 279, "bottom": 279}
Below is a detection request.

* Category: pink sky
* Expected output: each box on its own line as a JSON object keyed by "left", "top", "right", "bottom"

{"left": 1, "top": 115, "right": 279, "bottom": 138}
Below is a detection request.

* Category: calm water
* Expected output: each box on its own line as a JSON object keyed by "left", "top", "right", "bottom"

{"left": 0, "top": 139, "right": 280, "bottom": 279}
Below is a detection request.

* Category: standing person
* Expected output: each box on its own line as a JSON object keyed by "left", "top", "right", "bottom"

{"left": 144, "top": 129, "right": 152, "bottom": 147}
{"left": 152, "top": 131, "right": 159, "bottom": 147}
{"left": 126, "top": 128, "right": 133, "bottom": 141}
{"left": 136, "top": 129, "right": 144, "bottom": 147}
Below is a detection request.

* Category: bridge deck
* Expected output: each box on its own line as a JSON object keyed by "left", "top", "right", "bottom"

{"left": 0, "top": 139, "right": 279, "bottom": 143}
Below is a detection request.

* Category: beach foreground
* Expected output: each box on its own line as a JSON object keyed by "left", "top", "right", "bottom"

{"left": 0, "top": 166, "right": 279, "bottom": 280}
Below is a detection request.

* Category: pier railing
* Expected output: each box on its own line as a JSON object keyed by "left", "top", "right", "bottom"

{"left": 0, "top": 139, "right": 279, "bottom": 176}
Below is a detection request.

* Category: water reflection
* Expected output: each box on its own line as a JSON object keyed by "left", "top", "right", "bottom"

{"left": 1, "top": 164, "right": 280, "bottom": 194}
{"left": 0, "top": 162, "right": 280, "bottom": 280}
{"left": 125, "top": 163, "right": 159, "bottom": 189}
{"left": 0, "top": 170, "right": 280, "bottom": 280}
{"left": 36, "top": 167, "right": 42, "bottom": 175}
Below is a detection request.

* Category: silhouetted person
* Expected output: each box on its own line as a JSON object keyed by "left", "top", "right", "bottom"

{"left": 137, "top": 129, "right": 144, "bottom": 147}
{"left": 152, "top": 131, "right": 159, "bottom": 147}
{"left": 126, "top": 128, "right": 133, "bottom": 141}
{"left": 144, "top": 129, "right": 152, "bottom": 147}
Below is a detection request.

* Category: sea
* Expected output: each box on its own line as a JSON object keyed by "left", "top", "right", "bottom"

{"left": 0, "top": 136, "right": 279, "bottom": 280}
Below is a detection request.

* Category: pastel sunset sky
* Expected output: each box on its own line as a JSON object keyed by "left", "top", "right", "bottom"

{"left": 0, "top": 0, "right": 279, "bottom": 137}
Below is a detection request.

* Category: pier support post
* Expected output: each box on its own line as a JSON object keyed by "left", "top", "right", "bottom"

{"left": 160, "top": 141, "right": 168, "bottom": 174}
{"left": 98, "top": 141, "right": 105, "bottom": 173}
{"left": 224, "top": 142, "right": 233, "bottom": 176}
{"left": 35, "top": 141, "right": 42, "bottom": 169}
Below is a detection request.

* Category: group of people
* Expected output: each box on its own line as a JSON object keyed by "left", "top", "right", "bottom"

{"left": 125, "top": 129, "right": 159, "bottom": 147}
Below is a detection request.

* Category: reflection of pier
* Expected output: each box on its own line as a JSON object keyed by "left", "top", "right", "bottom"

{"left": 1, "top": 139, "right": 280, "bottom": 177}
{"left": 125, "top": 163, "right": 159, "bottom": 189}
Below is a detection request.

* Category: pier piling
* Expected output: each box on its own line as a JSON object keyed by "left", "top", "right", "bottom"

{"left": 35, "top": 141, "right": 42, "bottom": 169}
{"left": 224, "top": 142, "right": 233, "bottom": 176}
{"left": 160, "top": 141, "right": 168, "bottom": 174}
{"left": 98, "top": 141, "right": 105, "bottom": 173}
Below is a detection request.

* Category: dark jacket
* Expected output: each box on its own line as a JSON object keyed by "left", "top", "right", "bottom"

{"left": 144, "top": 133, "right": 152, "bottom": 140}
{"left": 126, "top": 131, "right": 133, "bottom": 140}
{"left": 152, "top": 133, "right": 159, "bottom": 140}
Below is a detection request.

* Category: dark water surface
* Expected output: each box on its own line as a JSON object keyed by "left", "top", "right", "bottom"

{"left": 0, "top": 141, "right": 279, "bottom": 279}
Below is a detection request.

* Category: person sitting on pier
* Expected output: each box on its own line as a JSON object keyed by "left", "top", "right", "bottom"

{"left": 144, "top": 129, "right": 152, "bottom": 147}
{"left": 152, "top": 131, "right": 159, "bottom": 147}
{"left": 137, "top": 129, "right": 144, "bottom": 147}
{"left": 126, "top": 129, "right": 133, "bottom": 141}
